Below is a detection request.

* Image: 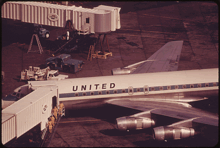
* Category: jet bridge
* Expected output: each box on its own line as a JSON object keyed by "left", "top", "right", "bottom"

{"left": 2, "top": 85, "right": 59, "bottom": 145}
{"left": 1, "top": 1, "right": 121, "bottom": 34}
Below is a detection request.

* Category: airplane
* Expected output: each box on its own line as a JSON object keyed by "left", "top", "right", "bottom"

{"left": 3, "top": 40, "right": 218, "bottom": 142}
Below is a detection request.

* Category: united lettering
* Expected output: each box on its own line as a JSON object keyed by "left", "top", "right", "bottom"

{"left": 73, "top": 83, "right": 115, "bottom": 91}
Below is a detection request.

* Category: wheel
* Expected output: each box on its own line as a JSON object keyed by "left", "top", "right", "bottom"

{"left": 30, "top": 78, "right": 35, "bottom": 81}
{"left": 45, "top": 32, "right": 50, "bottom": 39}
{"left": 63, "top": 65, "right": 70, "bottom": 72}
{"left": 34, "top": 75, "right": 38, "bottom": 81}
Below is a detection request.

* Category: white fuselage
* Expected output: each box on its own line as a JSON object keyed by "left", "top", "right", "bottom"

{"left": 49, "top": 68, "right": 218, "bottom": 102}
{"left": 23, "top": 68, "right": 218, "bottom": 109}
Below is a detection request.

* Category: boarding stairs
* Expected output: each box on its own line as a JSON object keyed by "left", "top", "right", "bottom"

{"left": 40, "top": 106, "right": 65, "bottom": 147}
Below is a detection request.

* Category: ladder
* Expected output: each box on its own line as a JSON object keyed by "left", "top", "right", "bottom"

{"left": 27, "top": 34, "right": 43, "bottom": 54}
{"left": 87, "top": 44, "right": 95, "bottom": 61}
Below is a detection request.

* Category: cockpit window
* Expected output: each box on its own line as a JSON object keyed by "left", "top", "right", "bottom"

{"left": 16, "top": 93, "right": 20, "bottom": 98}
{"left": 12, "top": 92, "right": 16, "bottom": 96}
{"left": 18, "top": 89, "right": 21, "bottom": 92}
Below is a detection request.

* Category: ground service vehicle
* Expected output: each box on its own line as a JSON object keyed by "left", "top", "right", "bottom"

{"left": 34, "top": 24, "right": 50, "bottom": 39}
{"left": 20, "top": 66, "right": 68, "bottom": 81}
{"left": 46, "top": 54, "right": 84, "bottom": 73}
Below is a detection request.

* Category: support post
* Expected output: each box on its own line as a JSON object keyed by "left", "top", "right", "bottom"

{"left": 95, "top": 33, "right": 110, "bottom": 53}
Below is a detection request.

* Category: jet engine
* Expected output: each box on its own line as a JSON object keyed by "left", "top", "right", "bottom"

{"left": 116, "top": 116, "right": 155, "bottom": 131}
{"left": 111, "top": 68, "right": 131, "bottom": 75}
{"left": 153, "top": 126, "right": 195, "bottom": 141}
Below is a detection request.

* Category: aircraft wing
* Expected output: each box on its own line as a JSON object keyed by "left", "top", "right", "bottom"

{"left": 112, "top": 40, "right": 184, "bottom": 75}
{"left": 131, "top": 40, "right": 183, "bottom": 74}
{"left": 106, "top": 98, "right": 218, "bottom": 127}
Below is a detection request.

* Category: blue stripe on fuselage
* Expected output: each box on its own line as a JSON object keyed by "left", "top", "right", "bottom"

{"left": 59, "top": 82, "right": 218, "bottom": 98}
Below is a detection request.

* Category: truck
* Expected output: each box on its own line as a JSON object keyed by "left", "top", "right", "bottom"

{"left": 46, "top": 54, "right": 84, "bottom": 73}
{"left": 20, "top": 66, "right": 68, "bottom": 81}
{"left": 34, "top": 24, "right": 50, "bottom": 39}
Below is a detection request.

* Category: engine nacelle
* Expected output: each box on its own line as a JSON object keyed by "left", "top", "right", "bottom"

{"left": 153, "top": 126, "right": 195, "bottom": 141}
{"left": 111, "top": 68, "right": 131, "bottom": 75}
{"left": 116, "top": 116, "right": 155, "bottom": 131}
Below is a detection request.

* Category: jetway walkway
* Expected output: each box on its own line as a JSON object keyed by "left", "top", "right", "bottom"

{"left": 2, "top": 2, "right": 121, "bottom": 34}
{"left": 2, "top": 85, "right": 61, "bottom": 145}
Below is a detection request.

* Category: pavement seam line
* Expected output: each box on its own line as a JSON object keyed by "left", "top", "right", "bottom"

{"left": 136, "top": 10, "right": 147, "bottom": 60}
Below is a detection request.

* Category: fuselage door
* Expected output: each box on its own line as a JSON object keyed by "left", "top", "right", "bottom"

{"left": 128, "top": 86, "right": 133, "bottom": 95}
{"left": 144, "top": 85, "right": 149, "bottom": 95}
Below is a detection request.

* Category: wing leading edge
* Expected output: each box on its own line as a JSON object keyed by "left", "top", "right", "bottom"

{"left": 132, "top": 40, "right": 183, "bottom": 74}
{"left": 111, "top": 40, "right": 184, "bottom": 75}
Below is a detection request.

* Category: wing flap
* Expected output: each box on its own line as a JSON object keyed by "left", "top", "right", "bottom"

{"left": 151, "top": 109, "right": 197, "bottom": 120}
{"left": 193, "top": 117, "right": 218, "bottom": 127}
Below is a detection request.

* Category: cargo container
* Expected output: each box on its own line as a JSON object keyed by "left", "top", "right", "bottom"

{"left": 2, "top": 85, "right": 58, "bottom": 145}
{"left": 1, "top": 2, "right": 121, "bottom": 34}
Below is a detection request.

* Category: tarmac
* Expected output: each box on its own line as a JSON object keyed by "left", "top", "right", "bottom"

{"left": 2, "top": 1, "right": 218, "bottom": 147}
